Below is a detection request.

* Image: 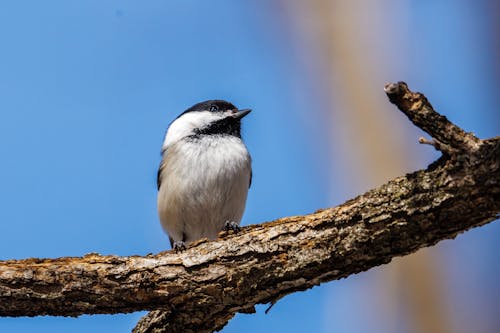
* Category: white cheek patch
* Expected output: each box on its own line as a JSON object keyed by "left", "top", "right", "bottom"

{"left": 163, "top": 111, "right": 222, "bottom": 149}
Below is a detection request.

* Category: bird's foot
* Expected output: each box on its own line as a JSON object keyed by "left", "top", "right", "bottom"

{"left": 172, "top": 241, "right": 186, "bottom": 252}
{"left": 223, "top": 220, "right": 241, "bottom": 233}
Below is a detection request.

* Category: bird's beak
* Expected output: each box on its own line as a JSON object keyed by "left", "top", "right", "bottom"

{"left": 231, "top": 108, "right": 252, "bottom": 119}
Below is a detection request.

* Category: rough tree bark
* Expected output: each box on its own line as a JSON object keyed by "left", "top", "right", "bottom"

{"left": 0, "top": 82, "right": 498, "bottom": 333}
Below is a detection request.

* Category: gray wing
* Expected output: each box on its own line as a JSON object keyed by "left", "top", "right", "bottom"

{"left": 157, "top": 147, "right": 168, "bottom": 190}
{"left": 157, "top": 160, "right": 165, "bottom": 190}
{"left": 156, "top": 161, "right": 163, "bottom": 190}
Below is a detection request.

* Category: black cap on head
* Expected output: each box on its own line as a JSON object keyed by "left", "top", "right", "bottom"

{"left": 185, "top": 100, "right": 237, "bottom": 113}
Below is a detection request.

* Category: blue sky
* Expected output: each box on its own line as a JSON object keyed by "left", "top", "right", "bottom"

{"left": 0, "top": 1, "right": 498, "bottom": 333}
{"left": 0, "top": 2, "right": 332, "bottom": 332}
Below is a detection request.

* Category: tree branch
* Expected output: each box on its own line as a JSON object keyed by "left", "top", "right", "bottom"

{"left": 384, "top": 82, "right": 482, "bottom": 154}
{"left": 0, "top": 82, "right": 498, "bottom": 333}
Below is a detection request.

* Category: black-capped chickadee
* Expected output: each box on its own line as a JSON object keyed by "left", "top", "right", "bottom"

{"left": 157, "top": 100, "right": 252, "bottom": 250}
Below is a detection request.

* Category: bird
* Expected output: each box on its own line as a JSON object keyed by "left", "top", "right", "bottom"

{"left": 157, "top": 100, "right": 252, "bottom": 250}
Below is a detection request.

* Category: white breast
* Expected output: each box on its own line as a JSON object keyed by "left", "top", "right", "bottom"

{"left": 157, "top": 135, "right": 251, "bottom": 244}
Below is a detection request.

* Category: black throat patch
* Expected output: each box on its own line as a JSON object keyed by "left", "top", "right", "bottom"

{"left": 194, "top": 117, "right": 242, "bottom": 138}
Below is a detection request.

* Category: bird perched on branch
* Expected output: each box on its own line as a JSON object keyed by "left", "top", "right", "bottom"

{"left": 157, "top": 100, "right": 252, "bottom": 250}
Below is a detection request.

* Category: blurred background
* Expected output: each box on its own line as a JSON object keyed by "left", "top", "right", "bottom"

{"left": 0, "top": 1, "right": 498, "bottom": 332}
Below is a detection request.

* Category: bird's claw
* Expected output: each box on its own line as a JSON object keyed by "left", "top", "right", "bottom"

{"left": 223, "top": 220, "right": 241, "bottom": 233}
{"left": 172, "top": 241, "right": 186, "bottom": 252}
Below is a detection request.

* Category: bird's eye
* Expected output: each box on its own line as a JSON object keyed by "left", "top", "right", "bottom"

{"left": 209, "top": 105, "right": 219, "bottom": 112}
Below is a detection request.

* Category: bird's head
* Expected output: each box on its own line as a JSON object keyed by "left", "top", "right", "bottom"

{"left": 163, "top": 100, "right": 251, "bottom": 149}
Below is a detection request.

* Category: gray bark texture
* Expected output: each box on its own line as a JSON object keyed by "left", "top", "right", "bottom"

{"left": 0, "top": 82, "right": 498, "bottom": 333}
